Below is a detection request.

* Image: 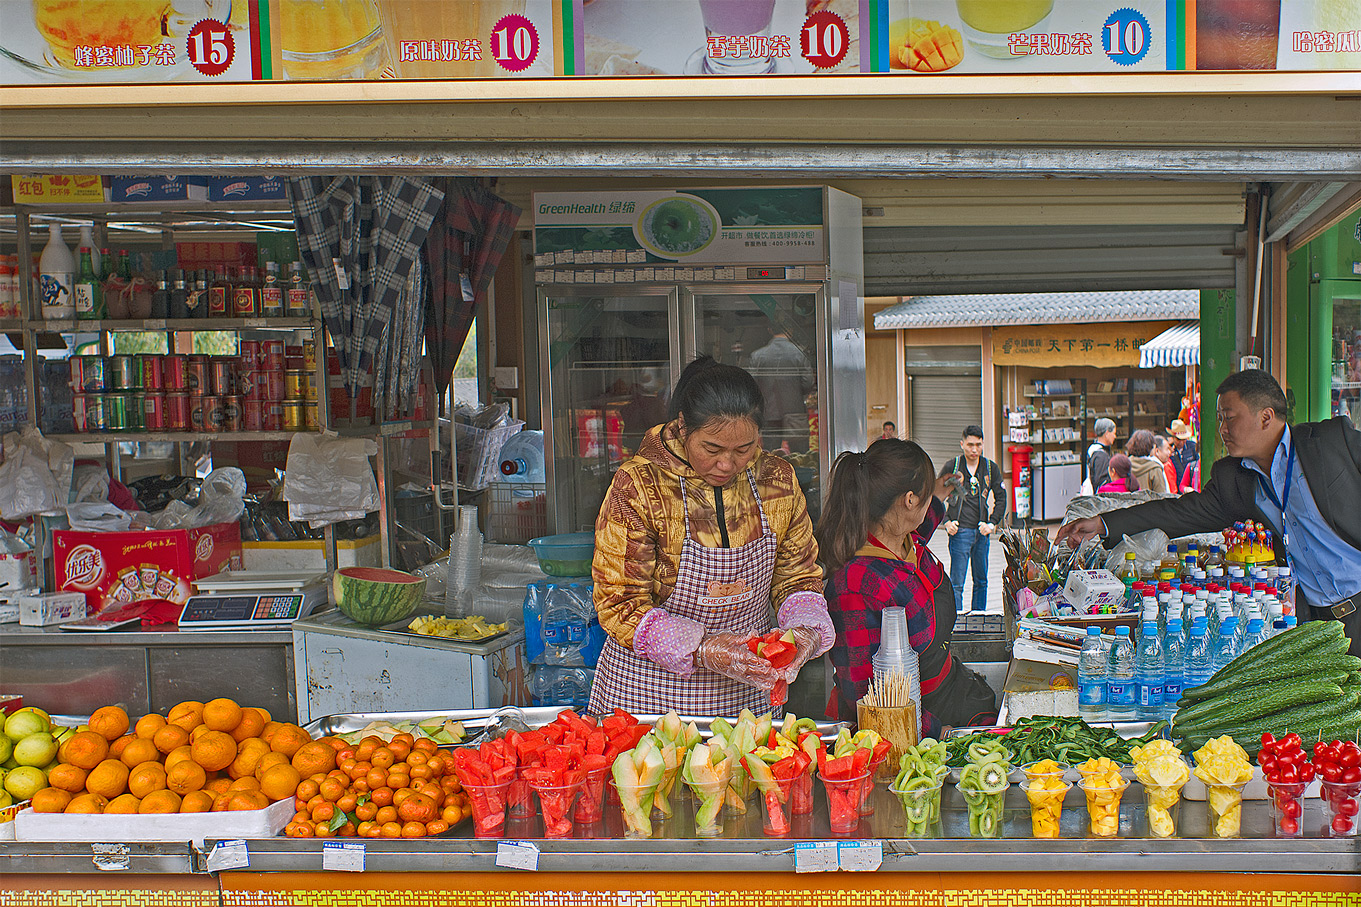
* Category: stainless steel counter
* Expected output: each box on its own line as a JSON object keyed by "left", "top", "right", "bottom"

{"left": 0, "top": 623, "right": 296, "bottom": 720}
{"left": 2, "top": 785, "right": 1356, "bottom": 875}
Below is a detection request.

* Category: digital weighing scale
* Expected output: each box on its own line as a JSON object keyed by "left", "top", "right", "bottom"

{"left": 177, "top": 571, "right": 330, "bottom": 632}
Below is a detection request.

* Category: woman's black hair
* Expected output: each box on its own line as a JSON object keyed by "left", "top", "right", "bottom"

{"left": 667, "top": 355, "right": 764, "bottom": 431}
{"left": 815, "top": 439, "right": 935, "bottom": 575}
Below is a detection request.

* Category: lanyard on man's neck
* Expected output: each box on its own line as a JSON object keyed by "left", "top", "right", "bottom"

{"left": 1257, "top": 441, "right": 1296, "bottom": 557}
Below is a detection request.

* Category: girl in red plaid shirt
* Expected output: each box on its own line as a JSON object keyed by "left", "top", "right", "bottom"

{"left": 818, "top": 440, "right": 997, "bottom": 733}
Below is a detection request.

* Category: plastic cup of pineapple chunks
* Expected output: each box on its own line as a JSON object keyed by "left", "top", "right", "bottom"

{"left": 1143, "top": 785, "right": 1184, "bottom": 838}
{"left": 1079, "top": 777, "right": 1128, "bottom": 837}
{"left": 1206, "top": 782, "right": 1249, "bottom": 838}
{"left": 1020, "top": 779, "right": 1071, "bottom": 838}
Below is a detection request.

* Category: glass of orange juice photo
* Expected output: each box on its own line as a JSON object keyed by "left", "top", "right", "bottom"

{"left": 279, "top": 0, "right": 391, "bottom": 81}
{"left": 955, "top": 0, "right": 1054, "bottom": 58}
{"left": 16, "top": 0, "right": 228, "bottom": 76}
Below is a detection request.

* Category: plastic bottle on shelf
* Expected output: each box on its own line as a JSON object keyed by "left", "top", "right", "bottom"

{"left": 1117, "top": 552, "right": 1138, "bottom": 607}
{"left": 872, "top": 606, "right": 924, "bottom": 736}
{"left": 1078, "top": 626, "right": 1107, "bottom": 723}
{"left": 1185, "top": 619, "right": 1213, "bottom": 692}
{"left": 1242, "top": 617, "right": 1269, "bottom": 654}
{"left": 1213, "top": 615, "right": 1240, "bottom": 672}
{"left": 528, "top": 665, "right": 595, "bottom": 710}
{"left": 1158, "top": 543, "right": 1181, "bottom": 580}
{"left": 1204, "top": 543, "right": 1224, "bottom": 572}
{"left": 1162, "top": 618, "right": 1185, "bottom": 720}
{"left": 1105, "top": 626, "right": 1136, "bottom": 720}
{"left": 497, "top": 430, "right": 545, "bottom": 483}
{"left": 1135, "top": 622, "right": 1164, "bottom": 722}
{"left": 1276, "top": 565, "right": 1295, "bottom": 616}
{"left": 38, "top": 223, "right": 76, "bottom": 319}
{"left": 73, "top": 247, "right": 104, "bottom": 320}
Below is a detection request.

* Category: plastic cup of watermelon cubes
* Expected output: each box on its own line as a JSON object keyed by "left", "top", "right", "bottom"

{"left": 530, "top": 779, "right": 584, "bottom": 838}
{"left": 461, "top": 780, "right": 513, "bottom": 838}
{"left": 506, "top": 771, "right": 534, "bottom": 818}
{"left": 1321, "top": 779, "right": 1361, "bottom": 838}
{"left": 857, "top": 753, "right": 892, "bottom": 816}
{"left": 791, "top": 768, "right": 814, "bottom": 816}
{"left": 758, "top": 774, "right": 798, "bottom": 837}
{"left": 822, "top": 772, "right": 869, "bottom": 835}
{"left": 574, "top": 765, "right": 610, "bottom": 825}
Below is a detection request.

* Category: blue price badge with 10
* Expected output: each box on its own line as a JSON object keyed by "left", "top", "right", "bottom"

{"left": 1103, "top": 8, "right": 1151, "bottom": 67}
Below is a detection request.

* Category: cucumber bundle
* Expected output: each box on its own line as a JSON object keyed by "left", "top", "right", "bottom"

{"left": 1171, "top": 621, "right": 1361, "bottom": 758}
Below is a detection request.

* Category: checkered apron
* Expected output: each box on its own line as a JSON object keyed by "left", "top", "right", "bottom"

{"left": 588, "top": 470, "right": 777, "bottom": 718}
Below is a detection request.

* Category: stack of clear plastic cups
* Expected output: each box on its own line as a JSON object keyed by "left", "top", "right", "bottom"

{"left": 446, "top": 504, "right": 483, "bottom": 618}
{"left": 870, "top": 606, "right": 923, "bottom": 737}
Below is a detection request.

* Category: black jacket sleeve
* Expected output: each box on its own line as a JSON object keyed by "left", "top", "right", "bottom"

{"left": 987, "top": 459, "right": 1006, "bottom": 524}
{"left": 1101, "top": 456, "right": 1252, "bottom": 548}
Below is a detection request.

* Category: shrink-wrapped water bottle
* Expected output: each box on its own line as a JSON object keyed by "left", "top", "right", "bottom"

{"left": 1078, "top": 627, "right": 1107, "bottom": 722}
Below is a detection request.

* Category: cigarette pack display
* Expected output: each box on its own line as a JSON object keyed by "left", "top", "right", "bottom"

{"left": 15, "top": 591, "right": 87, "bottom": 627}
{"left": 108, "top": 175, "right": 208, "bottom": 203}
{"left": 1062, "top": 570, "right": 1126, "bottom": 613}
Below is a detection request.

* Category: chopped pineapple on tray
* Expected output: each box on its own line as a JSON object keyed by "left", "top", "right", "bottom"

{"left": 407, "top": 613, "right": 509, "bottom": 641}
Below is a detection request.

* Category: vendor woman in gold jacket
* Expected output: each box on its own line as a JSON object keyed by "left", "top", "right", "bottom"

{"left": 587, "top": 356, "right": 836, "bottom": 717}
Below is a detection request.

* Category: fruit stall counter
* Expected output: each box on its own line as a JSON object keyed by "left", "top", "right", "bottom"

{"left": 0, "top": 623, "right": 296, "bottom": 722}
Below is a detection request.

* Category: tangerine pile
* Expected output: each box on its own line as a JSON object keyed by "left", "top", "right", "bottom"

{"left": 284, "top": 732, "right": 470, "bottom": 839}
{"left": 30, "top": 698, "right": 326, "bottom": 816}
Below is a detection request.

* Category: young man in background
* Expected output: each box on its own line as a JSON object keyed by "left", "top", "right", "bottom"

{"left": 943, "top": 425, "right": 1006, "bottom": 612}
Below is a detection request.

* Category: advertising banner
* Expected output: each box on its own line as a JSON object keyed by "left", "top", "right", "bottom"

{"left": 533, "top": 187, "right": 827, "bottom": 265}
{"left": 0, "top": 0, "right": 1355, "bottom": 85}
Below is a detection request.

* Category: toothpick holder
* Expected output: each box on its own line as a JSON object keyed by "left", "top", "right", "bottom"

{"left": 856, "top": 701, "right": 918, "bottom": 780}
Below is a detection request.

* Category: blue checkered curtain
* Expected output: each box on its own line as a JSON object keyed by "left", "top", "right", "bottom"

{"left": 288, "top": 176, "right": 444, "bottom": 419}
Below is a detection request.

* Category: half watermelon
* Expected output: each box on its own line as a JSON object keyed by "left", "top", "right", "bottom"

{"left": 332, "top": 566, "right": 426, "bottom": 626}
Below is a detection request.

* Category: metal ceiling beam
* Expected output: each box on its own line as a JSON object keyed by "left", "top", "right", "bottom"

{"left": 4, "top": 143, "right": 1361, "bottom": 181}
{"left": 1265, "top": 181, "right": 1355, "bottom": 242}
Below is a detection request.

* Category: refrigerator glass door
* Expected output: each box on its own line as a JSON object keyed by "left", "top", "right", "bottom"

{"left": 1324, "top": 282, "right": 1361, "bottom": 423}
{"left": 682, "top": 286, "right": 824, "bottom": 519}
{"left": 540, "top": 287, "right": 680, "bottom": 533}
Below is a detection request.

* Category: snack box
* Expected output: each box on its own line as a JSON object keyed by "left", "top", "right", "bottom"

{"left": 16, "top": 591, "right": 87, "bottom": 627}
{"left": 1062, "top": 569, "right": 1125, "bottom": 613}
{"left": 14, "top": 797, "right": 291, "bottom": 846}
{"left": 207, "top": 175, "right": 287, "bottom": 202}
{"left": 53, "top": 522, "right": 242, "bottom": 615}
{"left": 0, "top": 799, "right": 31, "bottom": 842}
{"left": 108, "top": 175, "right": 208, "bottom": 203}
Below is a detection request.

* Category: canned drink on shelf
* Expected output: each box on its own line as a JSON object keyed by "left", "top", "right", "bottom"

{"left": 85, "top": 394, "right": 106, "bottom": 432}
{"left": 302, "top": 338, "right": 316, "bottom": 371}
{"left": 302, "top": 401, "right": 319, "bottom": 430}
{"left": 72, "top": 393, "right": 91, "bottom": 432}
{"left": 240, "top": 340, "right": 260, "bottom": 370}
{"left": 186, "top": 356, "right": 209, "bottom": 394}
{"left": 163, "top": 355, "right": 189, "bottom": 391}
{"left": 205, "top": 395, "right": 227, "bottom": 432}
{"left": 263, "top": 401, "right": 284, "bottom": 432}
{"left": 261, "top": 369, "right": 285, "bottom": 401}
{"left": 210, "top": 358, "right": 233, "bottom": 396}
{"left": 282, "top": 399, "right": 305, "bottom": 431}
{"left": 189, "top": 395, "right": 207, "bottom": 432}
{"left": 284, "top": 357, "right": 305, "bottom": 372}
{"left": 261, "top": 340, "right": 285, "bottom": 371}
{"left": 68, "top": 357, "right": 86, "bottom": 392}
{"left": 238, "top": 366, "right": 260, "bottom": 400}
{"left": 104, "top": 393, "right": 128, "bottom": 432}
{"left": 222, "top": 395, "right": 243, "bottom": 432}
{"left": 140, "top": 354, "right": 163, "bottom": 391}
{"left": 285, "top": 345, "right": 303, "bottom": 363}
{"left": 284, "top": 369, "right": 310, "bottom": 400}
{"left": 166, "top": 392, "right": 191, "bottom": 432}
{"left": 108, "top": 355, "right": 136, "bottom": 391}
{"left": 126, "top": 392, "right": 145, "bottom": 431}
{"left": 143, "top": 392, "right": 166, "bottom": 431}
{"left": 242, "top": 398, "right": 264, "bottom": 431}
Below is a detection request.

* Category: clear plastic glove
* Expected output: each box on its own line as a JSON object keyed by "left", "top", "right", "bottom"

{"left": 780, "top": 627, "right": 823, "bottom": 683}
{"left": 694, "top": 631, "right": 782, "bottom": 691}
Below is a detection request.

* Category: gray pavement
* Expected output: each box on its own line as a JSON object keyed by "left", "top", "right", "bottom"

{"left": 925, "top": 525, "right": 1030, "bottom": 614}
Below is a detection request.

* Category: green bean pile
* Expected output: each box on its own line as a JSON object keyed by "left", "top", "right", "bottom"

{"left": 945, "top": 717, "right": 1168, "bottom": 768}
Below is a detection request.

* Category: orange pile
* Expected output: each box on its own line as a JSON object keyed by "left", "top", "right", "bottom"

{"left": 31, "top": 699, "right": 326, "bottom": 817}
{"left": 283, "top": 733, "right": 470, "bottom": 839}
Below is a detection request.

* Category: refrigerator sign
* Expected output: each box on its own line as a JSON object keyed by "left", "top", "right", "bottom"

{"left": 533, "top": 188, "right": 826, "bottom": 264}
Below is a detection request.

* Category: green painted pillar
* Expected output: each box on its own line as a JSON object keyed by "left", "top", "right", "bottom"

{"left": 1200, "top": 288, "right": 1236, "bottom": 473}
{"left": 1285, "top": 248, "right": 1312, "bottom": 422}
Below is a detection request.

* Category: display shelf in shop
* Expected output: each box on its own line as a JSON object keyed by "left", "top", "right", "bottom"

{"left": 48, "top": 430, "right": 315, "bottom": 444}
{"left": 27, "top": 317, "right": 316, "bottom": 333}
{"left": 333, "top": 420, "right": 434, "bottom": 438}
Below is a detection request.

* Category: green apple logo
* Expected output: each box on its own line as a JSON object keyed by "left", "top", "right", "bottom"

{"left": 636, "top": 196, "right": 718, "bottom": 258}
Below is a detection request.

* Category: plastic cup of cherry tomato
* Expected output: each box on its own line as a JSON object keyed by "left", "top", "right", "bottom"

{"left": 1267, "top": 780, "right": 1308, "bottom": 839}
{"left": 1321, "top": 779, "right": 1361, "bottom": 838}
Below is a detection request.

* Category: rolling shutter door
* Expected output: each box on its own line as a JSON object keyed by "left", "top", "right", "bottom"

{"left": 908, "top": 374, "right": 981, "bottom": 474}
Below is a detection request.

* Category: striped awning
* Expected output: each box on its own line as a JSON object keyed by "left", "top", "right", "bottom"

{"left": 1139, "top": 321, "right": 1200, "bottom": 368}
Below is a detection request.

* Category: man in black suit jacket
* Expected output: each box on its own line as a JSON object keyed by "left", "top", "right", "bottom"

{"left": 1058, "top": 370, "right": 1361, "bottom": 656}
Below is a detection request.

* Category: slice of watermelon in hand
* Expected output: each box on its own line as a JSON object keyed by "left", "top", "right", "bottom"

{"left": 747, "top": 630, "right": 799, "bottom": 669}
{"left": 770, "top": 679, "right": 788, "bottom": 711}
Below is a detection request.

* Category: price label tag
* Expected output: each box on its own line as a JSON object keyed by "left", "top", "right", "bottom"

{"left": 145, "top": 319, "right": 167, "bottom": 330}
{"left": 489, "top": 14, "right": 540, "bottom": 72}
{"left": 495, "top": 840, "right": 540, "bottom": 871}
{"left": 793, "top": 841, "right": 839, "bottom": 873}
{"left": 321, "top": 841, "right": 365, "bottom": 872}
{"left": 838, "top": 840, "right": 883, "bottom": 872}
{"left": 206, "top": 839, "right": 249, "bottom": 872}
{"left": 332, "top": 258, "right": 350, "bottom": 290}
{"left": 91, "top": 843, "right": 130, "bottom": 872}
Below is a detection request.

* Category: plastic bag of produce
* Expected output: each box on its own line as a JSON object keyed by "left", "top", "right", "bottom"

{"left": 152, "top": 468, "right": 247, "bottom": 530}
{"left": 0, "top": 429, "right": 72, "bottom": 520}
{"left": 283, "top": 433, "right": 380, "bottom": 527}
{"left": 1105, "top": 528, "right": 1172, "bottom": 572}
{"left": 66, "top": 501, "right": 137, "bottom": 532}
